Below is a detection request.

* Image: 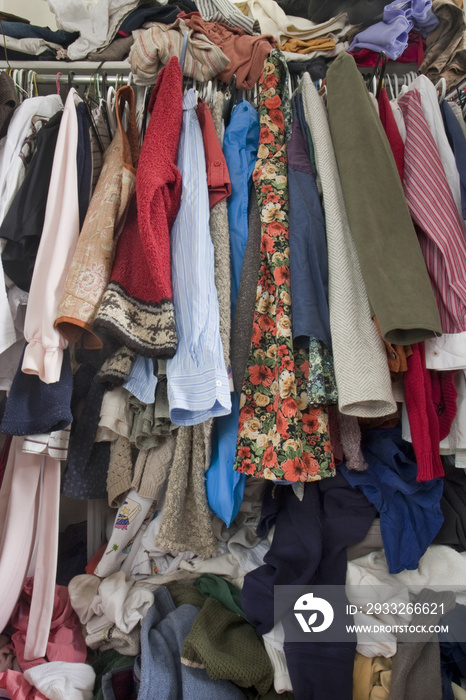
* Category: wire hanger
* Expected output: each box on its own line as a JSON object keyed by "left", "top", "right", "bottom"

{"left": 179, "top": 31, "right": 189, "bottom": 75}
{"left": 385, "top": 73, "right": 394, "bottom": 100}
{"left": 27, "top": 70, "right": 38, "bottom": 98}
{"left": 12, "top": 69, "right": 27, "bottom": 102}
{"left": 435, "top": 77, "right": 446, "bottom": 104}
{"left": 367, "top": 51, "right": 387, "bottom": 100}
{"left": 106, "top": 85, "right": 117, "bottom": 136}
{"left": 223, "top": 74, "right": 237, "bottom": 128}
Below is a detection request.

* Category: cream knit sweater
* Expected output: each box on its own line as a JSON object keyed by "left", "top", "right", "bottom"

{"left": 301, "top": 75, "right": 396, "bottom": 418}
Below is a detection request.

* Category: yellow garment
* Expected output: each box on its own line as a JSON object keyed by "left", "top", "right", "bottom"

{"left": 235, "top": 0, "right": 250, "bottom": 14}
{"left": 353, "top": 653, "right": 392, "bottom": 700}
{"left": 279, "top": 36, "right": 336, "bottom": 54}
{"left": 453, "top": 682, "right": 466, "bottom": 700}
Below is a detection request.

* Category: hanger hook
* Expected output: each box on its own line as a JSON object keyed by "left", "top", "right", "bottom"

{"left": 367, "top": 51, "right": 387, "bottom": 100}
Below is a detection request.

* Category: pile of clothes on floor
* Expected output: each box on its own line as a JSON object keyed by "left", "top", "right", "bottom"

{"left": 1, "top": 454, "right": 466, "bottom": 700}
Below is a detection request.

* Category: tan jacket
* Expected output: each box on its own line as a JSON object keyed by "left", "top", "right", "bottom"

{"left": 55, "top": 85, "right": 139, "bottom": 349}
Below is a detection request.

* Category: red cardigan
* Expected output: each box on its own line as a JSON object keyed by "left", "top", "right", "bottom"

{"left": 94, "top": 57, "right": 183, "bottom": 358}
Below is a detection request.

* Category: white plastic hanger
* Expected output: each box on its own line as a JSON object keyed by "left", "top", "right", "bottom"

{"left": 27, "top": 70, "right": 37, "bottom": 98}
{"left": 11, "top": 69, "right": 21, "bottom": 102}
{"left": 435, "top": 77, "right": 446, "bottom": 104}
{"left": 106, "top": 85, "right": 117, "bottom": 136}
{"left": 385, "top": 73, "right": 395, "bottom": 100}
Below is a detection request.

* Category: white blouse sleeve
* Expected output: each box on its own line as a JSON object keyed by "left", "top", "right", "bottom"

{"left": 22, "top": 89, "right": 81, "bottom": 384}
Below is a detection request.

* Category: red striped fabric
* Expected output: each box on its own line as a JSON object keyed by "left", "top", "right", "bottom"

{"left": 399, "top": 88, "right": 466, "bottom": 334}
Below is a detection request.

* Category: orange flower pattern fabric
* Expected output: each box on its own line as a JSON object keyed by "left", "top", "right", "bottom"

{"left": 233, "top": 50, "right": 335, "bottom": 482}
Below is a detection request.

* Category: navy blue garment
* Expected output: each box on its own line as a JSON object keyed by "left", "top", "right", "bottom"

{"left": 168, "top": 0, "right": 197, "bottom": 12}
{"left": 62, "top": 364, "right": 109, "bottom": 500}
{"left": 287, "top": 56, "right": 328, "bottom": 80}
{"left": 340, "top": 426, "right": 444, "bottom": 574}
{"left": 295, "top": 90, "right": 317, "bottom": 185}
{"left": 0, "top": 21, "right": 78, "bottom": 45}
{"left": 76, "top": 102, "right": 92, "bottom": 229}
{"left": 440, "top": 605, "right": 466, "bottom": 688}
{"left": 441, "top": 100, "right": 466, "bottom": 220}
{"left": 0, "top": 347, "right": 73, "bottom": 435}
{"left": 0, "top": 48, "right": 57, "bottom": 61}
{"left": 119, "top": 5, "right": 182, "bottom": 33}
{"left": 288, "top": 106, "right": 330, "bottom": 349}
{"left": 1, "top": 110, "right": 62, "bottom": 292}
{"left": 242, "top": 473, "right": 376, "bottom": 699}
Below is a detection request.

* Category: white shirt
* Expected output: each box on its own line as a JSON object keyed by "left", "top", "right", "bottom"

{"left": 402, "top": 338, "right": 466, "bottom": 458}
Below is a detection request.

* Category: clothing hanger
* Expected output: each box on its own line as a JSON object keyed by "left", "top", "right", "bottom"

{"left": 83, "top": 73, "right": 105, "bottom": 154}
{"left": 106, "top": 85, "right": 117, "bottom": 136}
{"left": 287, "top": 72, "right": 293, "bottom": 101}
{"left": 95, "top": 73, "right": 114, "bottom": 142}
{"left": 55, "top": 72, "right": 63, "bottom": 98}
{"left": 141, "top": 85, "right": 153, "bottom": 142}
{"left": 318, "top": 82, "right": 327, "bottom": 102}
{"left": 179, "top": 30, "right": 189, "bottom": 75}
{"left": 13, "top": 69, "right": 27, "bottom": 103}
{"left": 367, "top": 51, "right": 386, "bottom": 100}
{"left": 223, "top": 74, "right": 237, "bottom": 127}
{"left": 204, "top": 80, "right": 212, "bottom": 106}
{"left": 27, "top": 70, "right": 38, "bottom": 98}
{"left": 435, "top": 77, "right": 446, "bottom": 104}
{"left": 210, "top": 78, "right": 218, "bottom": 109}
{"left": 385, "top": 73, "right": 395, "bottom": 100}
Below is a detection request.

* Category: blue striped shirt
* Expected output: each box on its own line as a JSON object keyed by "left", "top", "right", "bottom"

{"left": 167, "top": 89, "right": 231, "bottom": 426}
{"left": 123, "top": 354, "right": 158, "bottom": 405}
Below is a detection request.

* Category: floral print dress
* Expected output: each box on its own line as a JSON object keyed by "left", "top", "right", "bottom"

{"left": 233, "top": 50, "right": 335, "bottom": 482}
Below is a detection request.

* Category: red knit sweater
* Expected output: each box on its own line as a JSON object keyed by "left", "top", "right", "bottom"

{"left": 404, "top": 343, "right": 444, "bottom": 481}
{"left": 94, "top": 57, "right": 183, "bottom": 357}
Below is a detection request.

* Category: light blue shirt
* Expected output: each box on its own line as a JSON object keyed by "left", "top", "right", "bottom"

{"left": 167, "top": 89, "right": 231, "bottom": 426}
{"left": 223, "top": 99, "right": 260, "bottom": 321}
{"left": 123, "top": 354, "right": 158, "bottom": 404}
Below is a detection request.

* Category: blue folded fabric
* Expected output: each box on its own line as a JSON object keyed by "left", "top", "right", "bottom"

{"left": 348, "top": 0, "right": 439, "bottom": 59}
{"left": 138, "top": 587, "right": 245, "bottom": 700}
{"left": 340, "top": 426, "right": 444, "bottom": 574}
{"left": 119, "top": 5, "right": 182, "bottom": 33}
{"left": 0, "top": 21, "right": 78, "bottom": 45}
{"left": 206, "top": 391, "right": 246, "bottom": 527}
